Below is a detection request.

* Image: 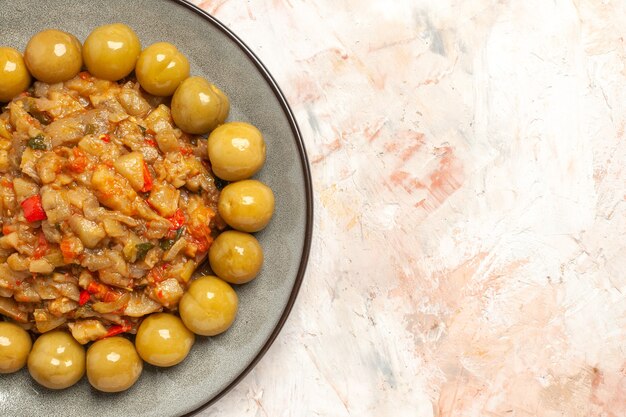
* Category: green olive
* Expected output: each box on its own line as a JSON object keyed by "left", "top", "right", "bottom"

{"left": 0, "top": 48, "right": 31, "bottom": 102}
{"left": 208, "top": 122, "right": 266, "bottom": 181}
{"left": 171, "top": 76, "right": 229, "bottom": 134}
{"left": 218, "top": 180, "right": 274, "bottom": 232}
{"left": 209, "top": 231, "right": 263, "bottom": 284}
{"left": 135, "top": 313, "right": 194, "bottom": 367}
{"left": 24, "top": 29, "right": 82, "bottom": 83}
{"left": 179, "top": 276, "right": 238, "bottom": 336}
{"left": 136, "top": 42, "right": 190, "bottom": 96}
{"left": 83, "top": 23, "right": 141, "bottom": 81}
{"left": 0, "top": 322, "right": 32, "bottom": 373}
{"left": 27, "top": 331, "right": 85, "bottom": 389}
{"left": 86, "top": 337, "right": 142, "bottom": 392}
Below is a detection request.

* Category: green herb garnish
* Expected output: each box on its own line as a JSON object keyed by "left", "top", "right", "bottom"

{"left": 135, "top": 243, "right": 154, "bottom": 261}
{"left": 159, "top": 227, "right": 184, "bottom": 251}
{"left": 159, "top": 239, "right": 174, "bottom": 251}
{"left": 139, "top": 125, "right": 147, "bottom": 134}
{"left": 27, "top": 134, "right": 47, "bottom": 150}
{"left": 85, "top": 124, "right": 96, "bottom": 135}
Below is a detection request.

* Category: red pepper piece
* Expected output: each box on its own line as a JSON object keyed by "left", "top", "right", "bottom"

{"left": 2, "top": 224, "right": 13, "bottom": 235}
{"left": 21, "top": 195, "right": 47, "bottom": 222}
{"left": 86, "top": 281, "right": 102, "bottom": 295}
{"left": 147, "top": 263, "right": 170, "bottom": 284}
{"left": 68, "top": 147, "right": 88, "bottom": 173}
{"left": 144, "top": 138, "right": 157, "bottom": 147}
{"left": 79, "top": 290, "right": 90, "bottom": 306}
{"left": 102, "top": 290, "right": 120, "bottom": 303}
{"left": 98, "top": 134, "right": 111, "bottom": 143}
{"left": 167, "top": 209, "right": 185, "bottom": 230}
{"left": 140, "top": 161, "right": 153, "bottom": 193}
{"left": 86, "top": 281, "right": 121, "bottom": 303}
{"left": 103, "top": 325, "right": 128, "bottom": 338}
{"left": 0, "top": 178, "right": 13, "bottom": 189}
{"left": 33, "top": 232, "right": 49, "bottom": 259}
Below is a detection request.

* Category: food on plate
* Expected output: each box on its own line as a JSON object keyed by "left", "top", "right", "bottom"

{"left": 86, "top": 337, "right": 142, "bottom": 392}
{"left": 27, "top": 330, "right": 85, "bottom": 389}
{"left": 209, "top": 231, "right": 263, "bottom": 284}
{"left": 0, "top": 24, "right": 273, "bottom": 392}
{"left": 134, "top": 313, "right": 194, "bottom": 367}
{"left": 171, "top": 76, "right": 229, "bottom": 134}
{"left": 218, "top": 180, "right": 275, "bottom": 232}
{"left": 0, "top": 47, "right": 31, "bottom": 102}
{"left": 208, "top": 122, "right": 266, "bottom": 181}
{"left": 83, "top": 23, "right": 141, "bottom": 81}
{"left": 0, "top": 72, "right": 221, "bottom": 343}
{"left": 136, "top": 42, "right": 190, "bottom": 96}
{"left": 24, "top": 29, "right": 83, "bottom": 84}
{"left": 179, "top": 276, "right": 238, "bottom": 336}
{"left": 0, "top": 322, "right": 32, "bottom": 373}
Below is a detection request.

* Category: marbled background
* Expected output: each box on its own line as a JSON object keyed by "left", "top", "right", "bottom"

{"left": 192, "top": 1, "right": 626, "bottom": 416}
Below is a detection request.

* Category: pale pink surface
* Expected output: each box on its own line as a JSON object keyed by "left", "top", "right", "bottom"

{"left": 193, "top": 1, "right": 626, "bottom": 416}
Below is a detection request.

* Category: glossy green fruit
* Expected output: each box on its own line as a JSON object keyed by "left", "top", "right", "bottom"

{"left": 179, "top": 276, "right": 238, "bottom": 336}
{"left": 83, "top": 23, "right": 141, "bottom": 81}
{"left": 0, "top": 322, "right": 32, "bottom": 373}
{"left": 87, "top": 337, "right": 142, "bottom": 392}
{"left": 209, "top": 231, "right": 263, "bottom": 284}
{"left": 171, "top": 77, "right": 229, "bottom": 134}
{"left": 135, "top": 313, "right": 194, "bottom": 367}
{"left": 136, "top": 42, "right": 189, "bottom": 96}
{"left": 27, "top": 331, "right": 85, "bottom": 389}
{"left": 208, "top": 122, "right": 266, "bottom": 181}
{"left": 0, "top": 47, "right": 31, "bottom": 102}
{"left": 24, "top": 29, "right": 82, "bottom": 83}
{"left": 218, "top": 180, "right": 275, "bottom": 232}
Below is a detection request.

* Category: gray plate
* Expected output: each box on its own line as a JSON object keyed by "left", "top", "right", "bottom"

{"left": 0, "top": 0, "right": 313, "bottom": 416}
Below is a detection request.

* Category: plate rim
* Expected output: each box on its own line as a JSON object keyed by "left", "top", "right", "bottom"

{"left": 166, "top": 0, "right": 314, "bottom": 415}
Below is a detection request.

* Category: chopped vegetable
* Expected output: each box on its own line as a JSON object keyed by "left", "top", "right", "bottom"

{"left": 135, "top": 242, "right": 154, "bottom": 261}
{"left": 103, "top": 324, "right": 131, "bottom": 338}
{"left": 113, "top": 151, "right": 145, "bottom": 191}
{"left": 69, "top": 320, "right": 108, "bottom": 344}
{"left": 160, "top": 226, "right": 184, "bottom": 250}
{"left": 140, "top": 161, "right": 153, "bottom": 192}
{"left": 27, "top": 134, "right": 48, "bottom": 150}
{"left": 79, "top": 290, "right": 90, "bottom": 306}
{"left": 20, "top": 194, "right": 47, "bottom": 222}
{"left": 0, "top": 67, "right": 236, "bottom": 359}
{"left": 68, "top": 216, "right": 106, "bottom": 248}
{"left": 29, "top": 258, "right": 54, "bottom": 274}
{"left": 159, "top": 238, "right": 175, "bottom": 251}
{"left": 29, "top": 109, "right": 52, "bottom": 125}
{"left": 68, "top": 147, "right": 88, "bottom": 173}
{"left": 33, "top": 232, "right": 49, "bottom": 259}
{"left": 168, "top": 209, "right": 185, "bottom": 230}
